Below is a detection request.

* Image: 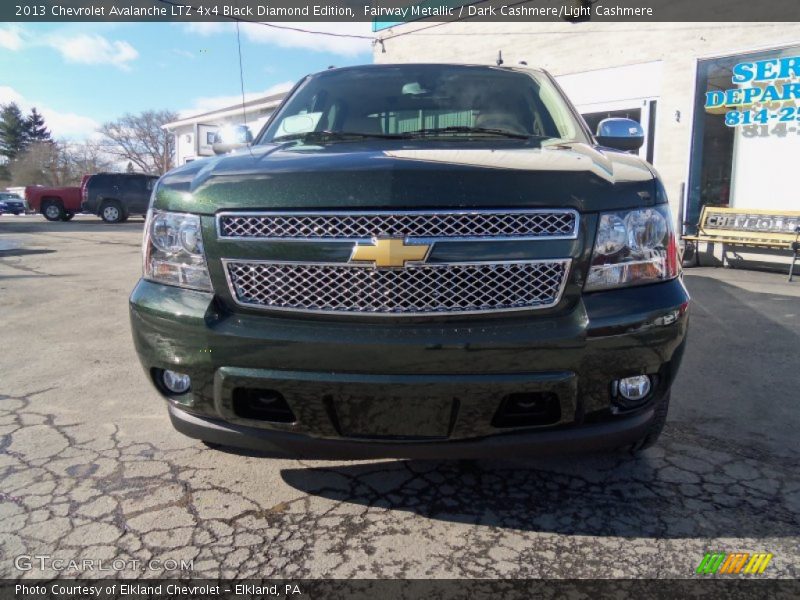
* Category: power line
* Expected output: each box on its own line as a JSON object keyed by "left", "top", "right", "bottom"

{"left": 156, "top": 0, "right": 375, "bottom": 40}
{"left": 156, "top": 0, "right": 782, "bottom": 46}
{"left": 387, "top": 23, "right": 785, "bottom": 35}
{"left": 379, "top": 0, "right": 496, "bottom": 41}
{"left": 235, "top": 20, "right": 373, "bottom": 40}
{"left": 379, "top": 0, "right": 546, "bottom": 41}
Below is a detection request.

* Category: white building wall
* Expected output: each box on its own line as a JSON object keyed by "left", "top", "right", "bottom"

{"left": 173, "top": 126, "right": 195, "bottom": 165}
{"left": 374, "top": 22, "right": 800, "bottom": 220}
{"left": 557, "top": 61, "right": 662, "bottom": 108}
{"left": 169, "top": 114, "right": 274, "bottom": 166}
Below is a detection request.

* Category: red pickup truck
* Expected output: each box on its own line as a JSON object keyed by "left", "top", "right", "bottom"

{"left": 25, "top": 175, "right": 91, "bottom": 221}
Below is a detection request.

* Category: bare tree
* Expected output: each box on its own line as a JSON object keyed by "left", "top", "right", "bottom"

{"left": 99, "top": 110, "right": 177, "bottom": 175}
{"left": 8, "top": 141, "right": 60, "bottom": 186}
{"left": 7, "top": 140, "right": 115, "bottom": 187}
{"left": 61, "top": 140, "right": 114, "bottom": 181}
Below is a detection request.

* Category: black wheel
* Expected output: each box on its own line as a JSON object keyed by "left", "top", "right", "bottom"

{"left": 628, "top": 392, "right": 671, "bottom": 453}
{"left": 62, "top": 212, "right": 75, "bottom": 221}
{"left": 42, "top": 201, "right": 65, "bottom": 222}
{"left": 100, "top": 200, "right": 126, "bottom": 224}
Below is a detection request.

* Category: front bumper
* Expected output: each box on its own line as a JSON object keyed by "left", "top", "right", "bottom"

{"left": 168, "top": 402, "right": 658, "bottom": 459}
{"left": 130, "top": 277, "right": 689, "bottom": 458}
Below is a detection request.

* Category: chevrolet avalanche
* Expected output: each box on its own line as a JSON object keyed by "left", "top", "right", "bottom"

{"left": 129, "top": 64, "right": 689, "bottom": 459}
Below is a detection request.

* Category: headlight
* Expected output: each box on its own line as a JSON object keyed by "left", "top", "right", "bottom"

{"left": 585, "top": 205, "right": 679, "bottom": 291}
{"left": 143, "top": 210, "right": 212, "bottom": 291}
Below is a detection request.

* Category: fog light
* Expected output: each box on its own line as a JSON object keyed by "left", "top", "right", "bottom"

{"left": 618, "top": 375, "right": 651, "bottom": 401}
{"left": 162, "top": 370, "right": 191, "bottom": 394}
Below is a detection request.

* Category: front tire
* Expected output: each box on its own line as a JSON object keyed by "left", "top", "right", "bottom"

{"left": 62, "top": 212, "right": 75, "bottom": 221}
{"left": 628, "top": 391, "right": 671, "bottom": 453}
{"left": 100, "top": 201, "right": 126, "bottom": 224}
{"left": 42, "top": 201, "right": 65, "bottom": 222}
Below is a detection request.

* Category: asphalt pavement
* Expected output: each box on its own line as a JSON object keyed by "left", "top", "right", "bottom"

{"left": 0, "top": 214, "right": 798, "bottom": 579}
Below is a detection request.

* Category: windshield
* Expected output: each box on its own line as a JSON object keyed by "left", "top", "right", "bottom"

{"left": 260, "top": 65, "right": 587, "bottom": 144}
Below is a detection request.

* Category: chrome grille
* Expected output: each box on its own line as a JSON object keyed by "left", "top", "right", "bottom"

{"left": 218, "top": 210, "right": 578, "bottom": 241}
{"left": 224, "top": 260, "right": 570, "bottom": 316}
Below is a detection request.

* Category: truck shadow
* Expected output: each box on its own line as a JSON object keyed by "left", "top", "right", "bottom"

{"left": 0, "top": 216, "right": 145, "bottom": 234}
{"left": 276, "top": 272, "right": 800, "bottom": 538}
{"left": 0, "top": 248, "right": 56, "bottom": 257}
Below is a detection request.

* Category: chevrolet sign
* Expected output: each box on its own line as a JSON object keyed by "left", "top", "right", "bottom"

{"left": 705, "top": 211, "right": 800, "bottom": 234}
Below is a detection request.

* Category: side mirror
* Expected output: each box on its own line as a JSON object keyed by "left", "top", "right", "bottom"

{"left": 595, "top": 118, "right": 645, "bottom": 152}
{"left": 212, "top": 125, "right": 254, "bottom": 155}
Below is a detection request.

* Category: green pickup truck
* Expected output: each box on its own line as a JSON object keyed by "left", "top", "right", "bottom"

{"left": 129, "top": 63, "right": 689, "bottom": 459}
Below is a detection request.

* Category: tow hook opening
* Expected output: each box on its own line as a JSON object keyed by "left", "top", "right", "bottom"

{"left": 492, "top": 392, "right": 561, "bottom": 428}
{"left": 232, "top": 388, "right": 296, "bottom": 423}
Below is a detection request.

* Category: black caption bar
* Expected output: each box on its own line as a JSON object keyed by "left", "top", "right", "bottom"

{"left": 2, "top": 0, "right": 800, "bottom": 22}
{"left": 2, "top": 579, "right": 800, "bottom": 600}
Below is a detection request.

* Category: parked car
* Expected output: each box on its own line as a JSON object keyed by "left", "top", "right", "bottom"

{"left": 24, "top": 178, "right": 89, "bottom": 221}
{"left": 0, "top": 192, "right": 26, "bottom": 215}
{"left": 130, "top": 63, "right": 689, "bottom": 459}
{"left": 82, "top": 173, "right": 159, "bottom": 223}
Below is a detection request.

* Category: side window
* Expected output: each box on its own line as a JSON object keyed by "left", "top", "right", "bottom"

{"left": 324, "top": 101, "right": 340, "bottom": 130}
{"left": 146, "top": 178, "right": 155, "bottom": 191}
{"left": 535, "top": 82, "right": 578, "bottom": 140}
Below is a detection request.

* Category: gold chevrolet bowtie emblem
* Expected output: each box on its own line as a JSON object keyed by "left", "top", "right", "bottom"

{"left": 350, "top": 237, "right": 431, "bottom": 268}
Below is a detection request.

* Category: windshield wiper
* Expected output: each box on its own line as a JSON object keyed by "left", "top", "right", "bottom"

{"left": 406, "top": 126, "right": 535, "bottom": 140}
{"left": 274, "top": 130, "right": 409, "bottom": 142}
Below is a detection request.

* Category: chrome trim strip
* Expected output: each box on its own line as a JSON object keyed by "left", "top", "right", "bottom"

{"left": 221, "top": 258, "right": 572, "bottom": 317}
{"left": 216, "top": 209, "right": 580, "bottom": 243}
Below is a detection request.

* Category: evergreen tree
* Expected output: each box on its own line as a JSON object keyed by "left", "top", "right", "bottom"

{"left": 0, "top": 103, "right": 28, "bottom": 161}
{"left": 26, "top": 107, "right": 51, "bottom": 142}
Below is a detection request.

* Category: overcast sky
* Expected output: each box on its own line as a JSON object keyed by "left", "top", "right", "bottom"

{"left": 0, "top": 22, "right": 374, "bottom": 139}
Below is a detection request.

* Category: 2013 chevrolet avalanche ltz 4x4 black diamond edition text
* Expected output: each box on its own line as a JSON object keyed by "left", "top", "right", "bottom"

{"left": 129, "top": 64, "right": 689, "bottom": 459}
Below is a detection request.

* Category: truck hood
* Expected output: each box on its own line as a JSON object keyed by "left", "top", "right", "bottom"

{"left": 155, "top": 140, "right": 658, "bottom": 214}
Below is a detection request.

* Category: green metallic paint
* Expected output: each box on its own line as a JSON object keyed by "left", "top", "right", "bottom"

{"left": 129, "top": 276, "right": 688, "bottom": 441}
{"left": 131, "top": 64, "right": 689, "bottom": 451}
{"left": 153, "top": 141, "right": 658, "bottom": 215}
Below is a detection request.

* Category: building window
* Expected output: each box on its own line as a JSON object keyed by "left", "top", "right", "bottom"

{"left": 687, "top": 45, "right": 800, "bottom": 232}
